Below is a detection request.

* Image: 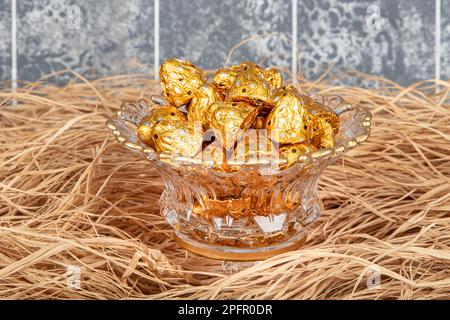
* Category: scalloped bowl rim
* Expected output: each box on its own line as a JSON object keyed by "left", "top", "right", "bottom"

{"left": 105, "top": 95, "right": 372, "bottom": 170}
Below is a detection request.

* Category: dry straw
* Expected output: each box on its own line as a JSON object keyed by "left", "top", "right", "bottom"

{"left": 0, "top": 71, "right": 449, "bottom": 299}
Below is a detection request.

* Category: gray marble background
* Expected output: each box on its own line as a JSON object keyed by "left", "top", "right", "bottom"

{"left": 0, "top": 0, "right": 447, "bottom": 86}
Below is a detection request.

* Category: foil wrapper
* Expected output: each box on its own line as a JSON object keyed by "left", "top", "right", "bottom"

{"left": 151, "top": 120, "right": 203, "bottom": 158}
{"left": 208, "top": 101, "right": 258, "bottom": 150}
{"left": 159, "top": 58, "right": 207, "bottom": 107}
{"left": 309, "top": 117, "right": 335, "bottom": 149}
{"left": 187, "top": 83, "right": 223, "bottom": 129}
{"left": 212, "top": 61, "right": 260, "bottom": 92}
{"left": 136, "top": 123, "right": 154, "bottom": 147}
{"left": 272, "top": 85, "right": 303, "bottom": 106}
{"left": 265, "top": 87, "right": 309, "bottom": 144}
{"left": 306, "top": 100, "right": 340, "bottom": 134}
{"left": 137, "top": 105, "right": 185, "bottom": 147}
{"left": 227, "top": 68, "right": 271, "bottom": 106}
{"left": 262, "top": 68, "right": 283, "bottom": 93}
{"left": 213, "top": 65, "right": 242, "bottom": 93}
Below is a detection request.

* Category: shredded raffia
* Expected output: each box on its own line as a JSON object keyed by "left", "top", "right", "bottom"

{"left": 0, "top": 71, "right": 449, "bottom": 299}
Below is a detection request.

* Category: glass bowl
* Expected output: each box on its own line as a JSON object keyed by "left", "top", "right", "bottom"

{"left": 105, "top": 94, "right": 372, "bottom": 261}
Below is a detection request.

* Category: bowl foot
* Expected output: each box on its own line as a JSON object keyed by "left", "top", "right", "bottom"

{"left": 174, "top": 231, "right": 306, "bottom": 261}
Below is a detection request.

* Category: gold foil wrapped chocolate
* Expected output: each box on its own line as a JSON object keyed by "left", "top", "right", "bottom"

{"left": 271, "top": 85, "right": 302, "bottom": 105}
{"left": 265, "top": 87, "right": 309, "bottom": 144}
{"left": 188, "top": 83, "right": 223, "bottom": 129}
{"left": 309, "top": 117, "right": 335, "bottom": 149}
{"left": 208, "top": 101, "right": 258, "bottom": 150}
{"left": 213, "top": 65, "right": 242, "bottom": 93}
{"left": 279, "top": 143, "right": 316, "bottom": 168}
{"left": 306, "top": 100, "right": 340, "bottom": 134}
{"left": 212, "top": 62, "right": 257, "bottom": 91}
{"left": 137, "top": 105, "right": 185, "bottom": 147}
{"left": 262, "top": 68, "right": 283, "bottom": 93}
{"left": 147, "top": 105, "right": 186, "bottom": 125}
{"left": 159, "top": 58, "right": 207, "bottom": 107}
{"left": 137, "top": 122, "right": 154, "bottom": 146}
{"left": 227, "top": 68, "right": 271, "bottom": 106}
{"left": 151, "top": 120, "right": 203, "bottom": 158}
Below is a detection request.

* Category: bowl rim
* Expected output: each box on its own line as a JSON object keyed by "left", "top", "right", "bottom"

{"left": 105, "top": 94, "right": 372, "bottom": 167}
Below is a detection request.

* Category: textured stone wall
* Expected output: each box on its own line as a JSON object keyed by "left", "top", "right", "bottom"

{"left": 0, "top": 0, "right": 447, "bottom": 86}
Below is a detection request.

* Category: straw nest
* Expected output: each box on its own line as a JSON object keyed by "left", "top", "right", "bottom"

{"left": 0, "top": 72, "right": 449, "bottom": 299}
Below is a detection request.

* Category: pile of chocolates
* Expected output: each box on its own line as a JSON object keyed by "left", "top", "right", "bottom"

{"left": 137, "top": 58, "right": 340, "bottom": 170}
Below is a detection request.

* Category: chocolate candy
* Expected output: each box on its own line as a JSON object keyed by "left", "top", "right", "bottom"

{"left": 208, "top": 101, "right": 258, "bottom": 150}
{"left": 309, "top": 117, "right": 335, "bottom": 149}
{"left": 146, "top": 105, "right": 185, "bottom": 125}
{"left": 159, "top": 58, "right": 207, "bottom": 107}
{"left": 188, "top": 83, "right": 223, "bottom": 129}
{"left": 272, "top": 85, "right": 302, "bottom": 105}
{"left": 151, "top": 120, "right": 203, "bottom": 158}
{"left": 136, "top": 123, "right": 154, "bottom": 147}
{"left": 137, "top": 105, "right": 185, "bottom": 147}
{"left": 279, "top": 143, "right": 317, "bottom": 168}
{"left": 213, "top": 61, "right": 261, "bottom": 93}
{"left": 227, "top": 68, "right": 270, "bottom": 106}
{"left": 306, "top": 100, "right": 340, "bottom": 134}
{"left": 262, "top": 68, "right": 283, "bottom": 93}
{"left": 265, "top": 87, "right": 309, "bottom": 144}
{"left": 213, "top": 65, "right": 242, "bottom": 93}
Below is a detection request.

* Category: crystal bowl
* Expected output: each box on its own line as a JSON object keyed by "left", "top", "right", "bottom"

{"left": 106, "top": 94, "right": 371, "bottom": 261}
